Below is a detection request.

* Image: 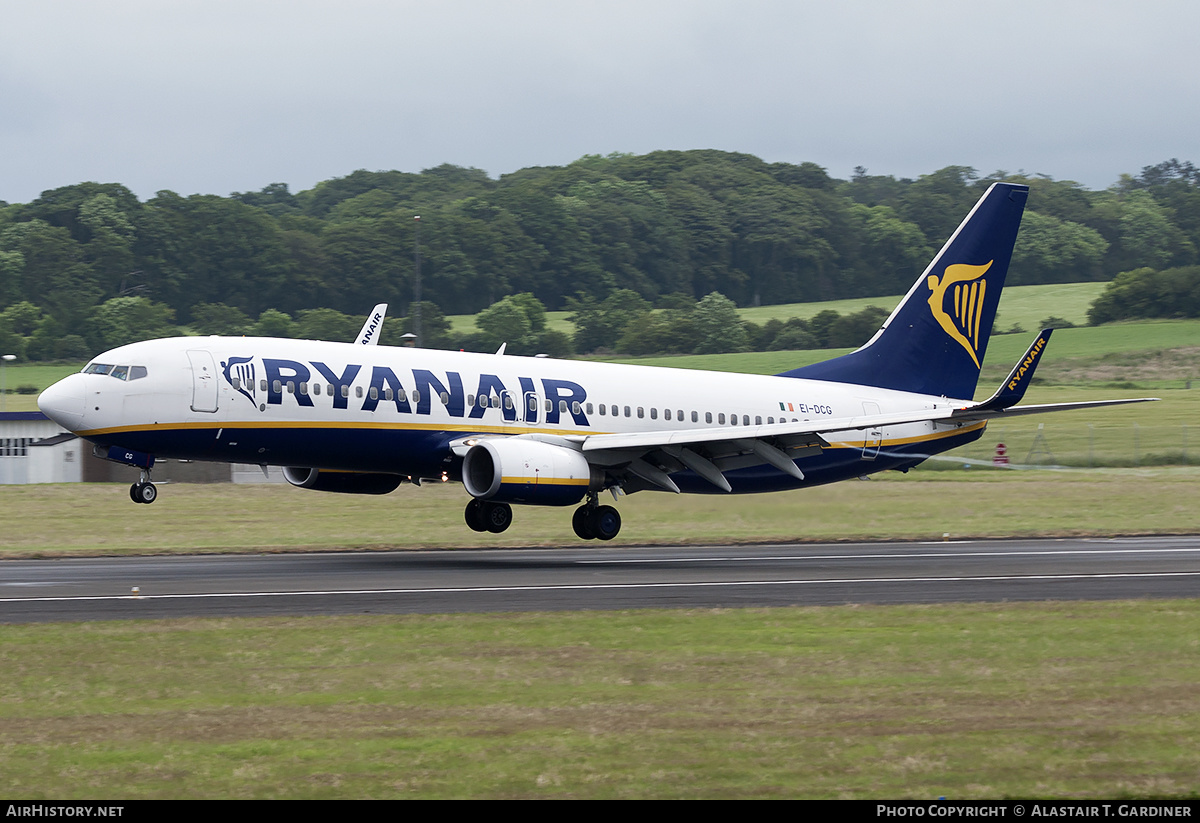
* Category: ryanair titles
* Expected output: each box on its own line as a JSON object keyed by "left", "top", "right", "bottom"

{"left": 1007, "top": 334, "right": 1048, "bottom": 391}
{"left": 223, "top": 356, "right": 590, "bottom": 426}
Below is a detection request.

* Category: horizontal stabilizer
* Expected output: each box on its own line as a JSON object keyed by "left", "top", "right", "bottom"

{"left": 951, "top": 397, "right": 1158, "bottom": 421}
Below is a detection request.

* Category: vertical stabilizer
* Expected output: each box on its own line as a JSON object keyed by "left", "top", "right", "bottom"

{"left": 780, "top": 182, "right": 1029, "bottom": 400}
{"left": 356, "top": 304, "right": 388, "bottom": 345}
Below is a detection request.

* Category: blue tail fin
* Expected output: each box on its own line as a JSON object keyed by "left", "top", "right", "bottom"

{"left": 779, "top": 182, "right": 1029, "bottom": 400}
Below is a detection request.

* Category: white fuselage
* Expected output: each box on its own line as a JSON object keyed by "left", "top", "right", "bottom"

{"left": 39, "top": 336, "right": 982, "bottom": 493}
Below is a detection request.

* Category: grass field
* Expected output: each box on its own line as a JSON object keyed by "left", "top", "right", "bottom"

{"left": 2, "top": 468, "right": 1196, "bottom": 557}
{"left": 735, "top": 280, "right": 1110, "bottom": 331}
{"left": 443, "top": 282, "right": 1112, "bottom": 341}
{"left": 596, "top": 319, "right": 1200, "bottom": 386}
{"left": 1, "top": 601, "right": 1198, "bottom": 798}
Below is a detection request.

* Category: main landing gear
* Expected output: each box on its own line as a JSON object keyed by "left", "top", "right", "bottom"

{"left": 463, "top": 494, "right": 623, "bottom": 540}
{"left": 465, "top": 499, "right": 512, "bottom": 533}
{"left": 572, "top": 495, "right": 621, "bottom": 541}
{"left": 129, "top": 469, "right": 158, "bottom": 504}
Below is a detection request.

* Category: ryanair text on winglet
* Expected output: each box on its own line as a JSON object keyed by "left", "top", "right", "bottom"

{"left": 1008, "top": 335, "right": 1048, "bottom": 391}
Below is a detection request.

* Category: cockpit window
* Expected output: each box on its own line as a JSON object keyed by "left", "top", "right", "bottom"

{"left": 110, "top": 365, "right": 130, "bottom": 381}
{"left": 84, "top": 363, "right": 114, "bottom": 375}
{"left": 129, "top": 366, "right": 148, "bottom": 381}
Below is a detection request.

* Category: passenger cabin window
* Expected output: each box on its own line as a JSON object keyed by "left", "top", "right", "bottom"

{"left": 528, "top": 396, "right": 538, "bottom": 412}
{"left": 369, "top": 387, "right": 378, "bottom": 400}
{"left": 260, "top": 379, "right": 268, "bottom": 391}
{"left": 624, "top": 406, "right": 631, "bottom": 417}
{"left": 598, "top": 404, "right": 606, "bottom": 416}
{"left": 586, "top": 403, "right": 593, "bottom": 415}
{"left": 664, "top": 409, "right": 671, "bottom": 421}
{"left": 440, "top": 391, "right": 450, "bottom": 405}
{"left": 313, "top": 384, "right": 321, "bottom": 395}
{"left": 650, "top": 408, "right": 657, "bottom": 420}
{"left": 572, "top": 401, "right": 582, "bottom": 415}
{"left": 274, "top": 380, "right": 283, "bottom": 393}
{"left": 704, "top": 412, "right": 711, "bottom": 423}
{"left": 299, "top": 382, "right": 309, "bottom": 395}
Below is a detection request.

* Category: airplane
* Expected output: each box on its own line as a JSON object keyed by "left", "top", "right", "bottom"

{"left": 37, "top": 182, "right": 1155, "bottom": 540}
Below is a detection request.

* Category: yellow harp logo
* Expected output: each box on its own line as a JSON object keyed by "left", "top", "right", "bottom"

{"left": 926, "top": 260, "right": 993, "bottom": 368}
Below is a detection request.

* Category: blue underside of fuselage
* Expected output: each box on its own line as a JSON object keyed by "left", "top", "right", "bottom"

{"left": 85, "top": 424, "right": 984, "bottom": 498}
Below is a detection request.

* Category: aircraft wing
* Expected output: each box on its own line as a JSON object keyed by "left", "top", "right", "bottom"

{"left": 565, "top": 408, "right": 960, "bottom": 493}
{"left": 562, "top": 393, "right": 1154, "bottom": 493}
{"left": 572, "top": 407, "right": 955, "bottom": 453}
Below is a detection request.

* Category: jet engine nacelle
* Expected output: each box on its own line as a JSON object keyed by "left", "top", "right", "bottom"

{"left": 462, "top": 438, "right": 602, "bottom": 506}
{"left": 282, "top": 467, "right": 404, "bottom": 495}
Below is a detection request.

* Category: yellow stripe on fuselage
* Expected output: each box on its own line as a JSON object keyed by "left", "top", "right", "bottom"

{"left": 78, "top": 419, "right": 608, "bottom": 439}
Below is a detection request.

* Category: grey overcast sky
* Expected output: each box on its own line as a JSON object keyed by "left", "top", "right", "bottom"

{"left": 1, "top": 0, "right": 1197, "bottom": 204}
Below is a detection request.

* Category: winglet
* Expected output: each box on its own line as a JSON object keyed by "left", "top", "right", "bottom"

{"left": 970, "top": 328, "right": 1053, "bottom": 412}
{"left": 356, "top": 304, "right": 387, "bottom": 345}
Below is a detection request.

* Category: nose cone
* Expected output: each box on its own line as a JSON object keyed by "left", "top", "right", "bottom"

{"left": 38, "top": 374, "right": 87, "bottom": 432}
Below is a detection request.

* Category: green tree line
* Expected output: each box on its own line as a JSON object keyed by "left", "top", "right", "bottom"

{"left": 1, "top": 153, "right": 1197, "bottom": 360}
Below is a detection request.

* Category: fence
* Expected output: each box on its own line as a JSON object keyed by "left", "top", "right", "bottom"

{"left": 947, "top": 422, "right": 1192, "bottom": 468}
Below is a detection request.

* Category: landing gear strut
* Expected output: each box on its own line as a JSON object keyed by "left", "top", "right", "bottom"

{"left": 465, "top": 499, "right": 512, "bottom": 533}
{"left": 129, "top": 469, "right": 157, "bottom": 504}
{"left": 572, "top": 493, "right": 621, "bottom": 541}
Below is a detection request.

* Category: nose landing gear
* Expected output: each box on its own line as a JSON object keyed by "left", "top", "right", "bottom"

{"left": 130, "top": 469, "right": 158, "bottom": 504}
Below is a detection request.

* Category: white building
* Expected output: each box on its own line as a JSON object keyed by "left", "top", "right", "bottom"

{"left": 0, "top": 412, "right": 68, "bottom": 484}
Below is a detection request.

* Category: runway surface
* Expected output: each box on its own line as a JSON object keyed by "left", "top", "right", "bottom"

{"left": 1, "top": 535, "right": 1198, "bottom": 623}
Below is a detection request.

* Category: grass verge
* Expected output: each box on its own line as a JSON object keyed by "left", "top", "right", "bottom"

{"left": 1, "top": 468, "right": 1197, "bottom": 557}
{"left": 1, "top": 602, "right": 1198, "bottom": 798}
